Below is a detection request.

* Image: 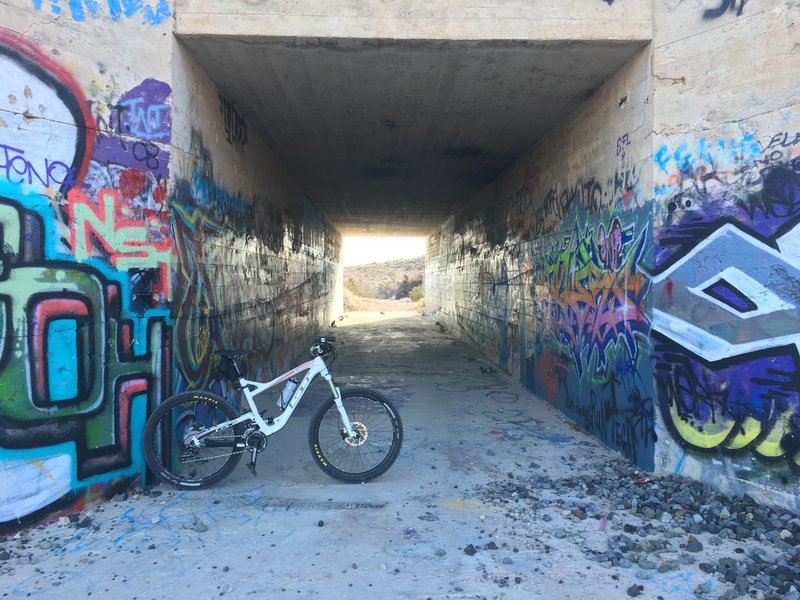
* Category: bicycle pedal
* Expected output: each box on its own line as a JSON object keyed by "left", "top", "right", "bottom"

{"left": 247, "top": 461, "right": 257, "bottom": 477}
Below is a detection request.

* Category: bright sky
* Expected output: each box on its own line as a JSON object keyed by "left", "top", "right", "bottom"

{"left": 342, "top": 236, "right": 426, "bottom": 266}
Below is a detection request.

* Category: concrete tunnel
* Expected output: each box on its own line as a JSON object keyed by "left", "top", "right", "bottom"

{"left": 1, "top": 0, "right": 799, "bottom": 528}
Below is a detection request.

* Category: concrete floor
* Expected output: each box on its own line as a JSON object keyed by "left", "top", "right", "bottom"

{"left": 2, "top": 315, "right": 737, "bottom": 599}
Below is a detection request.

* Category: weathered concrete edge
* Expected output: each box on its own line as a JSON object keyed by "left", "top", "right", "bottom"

{"left": 175, "top": 15, "right": 653, "bottom": 42}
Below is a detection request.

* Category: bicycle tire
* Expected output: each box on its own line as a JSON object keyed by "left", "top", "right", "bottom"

{"left": 143, "top": 391, "right": 245, "bottom": 489}
{"left": 308, "top": 387, "right": 403, "bottom": 483}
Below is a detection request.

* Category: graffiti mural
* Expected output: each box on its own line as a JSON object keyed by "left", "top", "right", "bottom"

{"left": 170, "top": 131, "right": 339, "bottom": 394}
{"left": 0, "top": 30, "right": 172, "bottom": 527}
{"left": 539, "top": 216, "right": 649, "bottom": 378}
{"left": 651, "top": 132, "right": 800, "bottom": 473}
{"left": 523, "top": 203, "right": 656, "bottom": 468}
{"left": 431, "top": 167, "right": 656, "bottom": 469}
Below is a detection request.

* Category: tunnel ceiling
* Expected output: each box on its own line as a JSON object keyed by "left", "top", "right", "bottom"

{"left": 178, "top": 37, "right": 646, "bottom": 236}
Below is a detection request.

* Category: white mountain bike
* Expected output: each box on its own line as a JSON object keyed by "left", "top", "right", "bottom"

{"left": 143, "top": 337, "right": 403, "bottom": 489}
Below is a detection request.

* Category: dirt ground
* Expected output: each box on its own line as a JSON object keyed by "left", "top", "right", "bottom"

{"left": 336, "top": 295, "right": 423, "bottom": 327}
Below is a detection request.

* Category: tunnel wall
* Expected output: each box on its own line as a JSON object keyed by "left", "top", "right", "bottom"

{"left": 0, "top": 6, "right": 339, "bottom": 528}
{"left": 428, "top": 1, "right": 800, "bottom": 511}
{"left": 648, "top": 1, "right": 800, "bottom": 510}
{"left": 426, "top": 45, "right": 656, "bottom": 469}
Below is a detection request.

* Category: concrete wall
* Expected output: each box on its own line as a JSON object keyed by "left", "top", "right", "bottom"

{"left": 175, "top": 0, "right": 652, "bottom": 41}
{"left": 426, "top": 44, "right": 656, "bottom": 469}
{"left": 428, "top": 0, "right": 800, "bottom": 512}
{"left": 0, "top": 2, "right": 340, "bottom": 528}
{"left": 648, "top": 0, "right": 800, "bottom": 511}
{"left": 168, "top": 42, "right": 341, "bottom": 395}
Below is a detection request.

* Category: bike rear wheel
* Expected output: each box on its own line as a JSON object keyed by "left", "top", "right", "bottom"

{"left": 143, "top": 391, "right": 244, "bottom": 489}
{"left": 308, "top": 387, "right": 403, "bottom": 482}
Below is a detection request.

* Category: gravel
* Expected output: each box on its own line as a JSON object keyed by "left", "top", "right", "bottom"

{"left": 469, "top": 457, "right": 800, "bottom": 599}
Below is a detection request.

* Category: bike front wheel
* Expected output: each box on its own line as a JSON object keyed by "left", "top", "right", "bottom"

{"left": 143, "top": 391, "right": 244, "bottom": 489}
{"left": 308, "top": 387, "right": 403, "bottom": 482}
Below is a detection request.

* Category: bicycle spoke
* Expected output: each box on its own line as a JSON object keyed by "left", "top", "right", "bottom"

{"left": 309, "top": 388, "right": 403, "bottom": 482}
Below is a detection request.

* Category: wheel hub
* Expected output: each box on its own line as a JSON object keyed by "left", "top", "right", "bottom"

{"left": 343, "top": 421, "right": 368, "bottom": 447}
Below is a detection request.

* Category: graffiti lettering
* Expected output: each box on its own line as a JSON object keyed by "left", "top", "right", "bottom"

{"left": 616, "top": 133, "right": 630, "bottom": 160}
{"left": 91, "top": 80, "right": 171, "bottom": 182}
{"left": 703, "top": 0, "right": 747, "bottom": 19}
{"left": 597, "top": 218, "right": 624, "bottom": 270}
{"left": 0, "top": 143, "right": 77, "bottom": 189}
{"left": 66, "top": 186, "right": 173, "bottom": 296}
{"left": 764, "top": 131, "right": 800, "bottom": 152}
{"left": 533, "top": 184, "right": 573, "bottom": 236}
{"left": 30, "top": 0, "right": 172, "bottom": 26}
{"left": 736, "top": 160, "right": 800, "bottom": 222}
{"left": 655, "top": 338, "right": 800, "bottom": 471}
{"left": 542, "top": 218, "right": 649, "bottom": 377}
{"left": 119, "top": 97, "right": 170, "bottom": 141}
{"left": 654, "top": 135, "right": 761, "bottom": 177}
{"left": 219, "top": 94, "right": 248, "bottom": 152}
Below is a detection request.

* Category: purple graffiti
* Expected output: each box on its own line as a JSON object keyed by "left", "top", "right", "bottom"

{"left": 597, "top": 218, "right": 624, "bottom": 270}
{"left": 656, "top": 161, "right": 800, "bottom": 269}
{"left": 93, "top": 79, "right": 171, "bottom": 181}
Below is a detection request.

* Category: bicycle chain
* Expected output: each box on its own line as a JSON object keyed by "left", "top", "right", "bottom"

{"left": 177, "top": 437, "right": 245, "bottom": 464}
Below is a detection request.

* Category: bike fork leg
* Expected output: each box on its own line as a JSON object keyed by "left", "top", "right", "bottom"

{"left": 325, "top": 379, "right": 356, "bottom": 437}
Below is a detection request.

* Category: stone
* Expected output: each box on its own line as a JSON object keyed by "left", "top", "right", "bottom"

{"left": 626, "top": 584, "right": 643, "bottom": 597}
{"left": 685, "top": 535, "right": 703, "bottom": 552}
{"left": 694, "top": 582, "right": 711, "bottom": 596}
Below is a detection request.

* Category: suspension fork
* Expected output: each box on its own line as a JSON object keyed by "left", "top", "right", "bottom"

{"left": 323, "top": 371, "right": 356, "bottom": 438}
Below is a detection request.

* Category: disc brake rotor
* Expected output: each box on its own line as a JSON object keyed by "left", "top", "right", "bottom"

{"left": 344, "top": 421, "right": 368, "bottom": 447}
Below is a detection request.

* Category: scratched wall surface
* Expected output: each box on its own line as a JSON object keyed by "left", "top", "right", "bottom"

{"left": 648, "top": 0, "right": 800, "bottom": 509}
{"left": 0, "top": 5, "right": 339, "bottom": 528}
{"left": 426, "top": 47, "right": 657, "bottom": 470}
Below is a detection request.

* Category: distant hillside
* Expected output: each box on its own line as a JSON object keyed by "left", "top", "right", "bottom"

{"left": 344, "top": 256, "right": 425, "bottom": 299}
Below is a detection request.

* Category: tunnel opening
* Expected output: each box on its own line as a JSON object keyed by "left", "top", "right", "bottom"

{"left": 341, "top": 235, "right": 426, "bottom": 324}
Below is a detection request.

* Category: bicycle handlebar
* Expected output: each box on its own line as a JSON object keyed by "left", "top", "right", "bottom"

{"left": 310, "top": 337, "right": 336, "bottom": 358}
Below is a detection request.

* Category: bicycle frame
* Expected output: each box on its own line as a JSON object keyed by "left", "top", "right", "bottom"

{"left": 187, "top": 355, "right": 356, "bottom": 448}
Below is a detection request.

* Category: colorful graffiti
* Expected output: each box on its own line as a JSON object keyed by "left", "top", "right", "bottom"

{"left": 30, "top": 0, "right": 172, "bottom": 26}
{"left": 539, "top": 216, "right": 650, "bottom": 378}
{"left": 170, "top": 131, "right": 338, "bottom": 394}
{"left": 432, "top": 175, "right": 656, "bottom": 469}
{"left": 0, "top": 29, "right": 172, "bottom": 527}
{"left": 651, "top": 132, "right": 800, "bottom": 473}
{"left": 520, "top": 203, "right": 656, "bottom": 468}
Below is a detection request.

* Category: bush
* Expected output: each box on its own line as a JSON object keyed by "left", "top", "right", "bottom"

{"left": 409, "top": 285, "right": 424, "bottom": 302}
{"left": 345, "top": 277, "right": 367, "bottom": 297}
